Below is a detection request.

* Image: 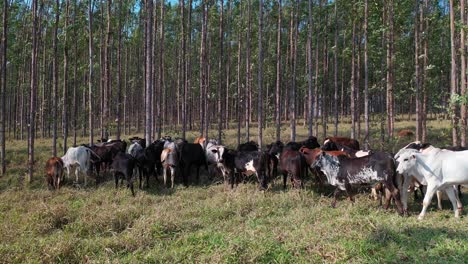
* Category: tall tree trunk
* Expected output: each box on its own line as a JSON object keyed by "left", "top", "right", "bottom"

{"left": 364, "top": 0, "right": 369, "bottom": 149}
{"left": 199, "top": 0, "right": 207, "bottom": 137}
{"left": 415, "top": 0, "right": 422, "bottom": 141}
{"left": 225, "top": 1, "right": 231, "bottom": 130}
{"left": 386, "top": 0, "right": 395, "bottom": 139}
{"left": 236, "top": 5, "right": 242, "bottom": 146}
{"left": 28, "top": 0, "right": 38, "bottom": 182}
{"left": 450, "top": 0, "right": 459, "bottom": 146}
{"left": 334, "top": 0, "right": 339, "bottom": 136}
{"left": 88, "top": 0, "right": 94, "bottom": 145}
{"left": 63, "top": 0, "right": 70, "bottom": 154}
{"left": 157, "top": 0, "right": 165, "bottom": 139}
{"left": 0, "top": 0, "right": 7, "bottom": 175}
{"left": 307, "top": 0, "right": 313, "bottom": 137}
{"left": 180, "top": 0, "right": 187, "bottom": 139}
{"left": 245, "top": 0, "right": 251, "bottom": 141}
{"left": 422, "top": 0, "right": 428, "bottom": 142}
{"left": 290, "top": 0, "right": 298, "bottom": 142}
{"left": 52, "top": 0, "right": 59, "bottom": 156}
{"left": 258, "top": 0, "right": 263, "bottom": 148}
{"left": 72, "top": 0, "right": 78, "bottom": 146}
{"left": 116, "top": 0, "right": 123, "bottom": 140}
{"left": 145, "top": 0, "right": 153, "bottom": 147}
{"left": 103, "top": 0, "right": 112, "bottom": 139}
{"left": 350, "top": 16, "right": 356, "bottom": 139}
{"left": 461, "top": 0, "right": 467, "bottom": 146}
{"left": 275, "top": 0, "right": 282, "bottom": 141}
{"left": 218, "top": 0, "right": 224, "bottom": 144}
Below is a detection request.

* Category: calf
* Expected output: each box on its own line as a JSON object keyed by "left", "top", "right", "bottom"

{"left": 205, "top": 140, "right": 226, "bottom": 181}
{"left": 127, "top": 142, "right": 147, "bottom": 188}
{"left": 161, "top": 148, "right": 178, "bottom": 188}
{"left": 312, "top": 151, "right": 404, "bottom": 215}
{"left": 322, "top": 136, "right": 360, "bottom": 151}
{"left": 265, "top": 141, "right": 284, "bottom": 180}
{"left": 179, "top": 143, "right": 208, "bottom": 186}
{"left": 279, "top": 150, "right": 307, "bottom": 189}
{"left": 61, "top": 146, "right": 98, "bottom": 185}
{"left": 397, "top": 129, "right": 415, "bottom": 138}
{"left": 111, "top": 152, "right": 136, "bottom": 196}
{"left": 45, "top": 157, "right": 65, "bottom": 190}
{"left": 234, "top": 150, "right": 269, "bottom": 190}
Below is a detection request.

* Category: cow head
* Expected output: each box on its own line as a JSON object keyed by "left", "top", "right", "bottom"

{"left": 206, "top": 144, "right": 225, "bottom": 165}
{"left": 267, "top": 141, "right": 284, "bottom": 159}
{"left": 395, "top": 149, "right": 418, "bottom": 175}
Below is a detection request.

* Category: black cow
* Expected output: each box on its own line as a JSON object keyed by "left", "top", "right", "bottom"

{"left": 265, "top": 141, "right": 284, "bottom": 181}
{"left": 233, "top": 150, "right": 270, "bottom": 190}
{"left": 279, "top": 149, "right": 307, "bottom": 189}
{"left": 312, "top": 151, "right": 404, "bottom": 215}
{"left": 284, "top": 136, "right": 320, "bottom": 151}
{"left": 179, "top": 143, "right": 208, "bottom": 186}
{"left": 112, "top": 152, "right": 136, "bottom": 196}
{"left": 237, "top": 141, "right": 259, "bottom": 152}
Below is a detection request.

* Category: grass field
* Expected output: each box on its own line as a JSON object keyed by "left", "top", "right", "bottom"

{"left": 0, "top": 118, "right": 467, "bottom": 263}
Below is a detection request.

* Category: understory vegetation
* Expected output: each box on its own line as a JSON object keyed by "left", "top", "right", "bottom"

{"left": 0, "top": 119, "right": 467, "bottom": 263}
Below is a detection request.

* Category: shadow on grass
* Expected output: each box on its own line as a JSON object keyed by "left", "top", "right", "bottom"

{"left": 361, "top": 226, "right": 467, "bottom": 263}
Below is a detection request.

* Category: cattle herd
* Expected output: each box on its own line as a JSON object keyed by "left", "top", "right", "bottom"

{"left": 44, "top": 135, "right": 467, "bottom": 220}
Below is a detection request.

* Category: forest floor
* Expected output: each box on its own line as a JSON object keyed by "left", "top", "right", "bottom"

{"left": 0, "top": 118, "right": 467, "bottom": 263}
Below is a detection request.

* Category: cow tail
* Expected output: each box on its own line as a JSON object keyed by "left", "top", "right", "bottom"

{"left": 86, "top": 148, "right": 101, "bottom": 161}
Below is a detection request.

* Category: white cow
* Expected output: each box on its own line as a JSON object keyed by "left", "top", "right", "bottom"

{"left": 396, "top": 148, "right": 466, "bottom": 219}
{"left": 61, "top": 146, "right": 95, "bottom": 185}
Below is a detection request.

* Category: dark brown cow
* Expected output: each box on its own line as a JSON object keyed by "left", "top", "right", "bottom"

{"left": 45, "top": 157, "right": 65, "bottom": 190}
{"left": 279, "top": 150, "right": 307, "bottom": 189}
{"left": 322, "top": 136, "right": 360, "bottom": 151}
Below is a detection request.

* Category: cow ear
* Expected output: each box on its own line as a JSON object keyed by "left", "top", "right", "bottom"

{"left": 411, "top": 154, "right": 416, "bottom": 159}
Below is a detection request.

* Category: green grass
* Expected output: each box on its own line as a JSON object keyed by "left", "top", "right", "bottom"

{"left": 0, "top": 118, "right": 467, "bottom": 263}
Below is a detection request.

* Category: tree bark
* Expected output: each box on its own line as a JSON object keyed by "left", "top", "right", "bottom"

{"left": 145, "top": 0, "right": 153, "bottom": 147}
{"left": 28, "top": 0, "right": 39, "bottom": 182}
{"left": 245, "top": 0, "right": 251, "bottom": 142}
{"left": 180, "top": 0, "right": 187, "bottom": 139}
{"left": 415, "top": 0, "right": 422, "bottom": 141}
{"left": 334, "top": 0, "right": 339, "bottom": 137}
{"left": 0, "top": 0, "right": 7, "bottom": 175}
{"left": 450, "top": 0, "right": 459, "bottom": 146}
{"left": 275, "top": 0, "right": 282, "bottom": 141}
{"left": 52, "top": 0, "right": 59, "bottom": 156}
{"left": 218, "top": 0, "right": 224, "bottom": 144}
{"left": 307, "top": 0, "right": 313, "bottom": 137}
{"left": 63, "top": 0, "right": 70, "bottom": 153}
{"left": 257, "top": 0, "right": 263, "bottom": 148}
{"left": 116, "top": 0, "right": 123, "bottom": 140}
{"left": 386, "top": 0, "right": 395, "bottom": 139}
{"left": 364, "top": 0, "right": 369, "bottom": 149}
{"left": 460, "top": 0, "right": 467, "bottom": 146}
{"left": 88, "top": 0, "right": 94, "bottom": 145}
{"left": 350, "top": 16, "right": 356, "bottom": 139}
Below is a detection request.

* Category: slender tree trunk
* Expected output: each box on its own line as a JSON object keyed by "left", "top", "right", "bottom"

{"left": 461, "top": 0, "right": 467, "bottom": 146}
{"left": 52, "top": 0, "right": 59, "bottom": 156}
{"left": 0, "top": 0, "right": 7, "bottom": 175}
{"left": 88, "top": 0, "right": 94, "bottom": 145}
{"left": 450, "top": 0, "right": 459, "bottom": 146}
{"left": 28, "top": 0, "right": 38, "bottom": 182}
{"left": 333, "top": 1, "right": 339, "bottom": 136}
{"left": 386, "top": 0, "right": 395, "bottom": 139}
{"left": 245, "top": 0, "right": 251, "bottom": 142}
{"left": 364, "top": 0, "right": 369, "bottom": 148}
{"left": 350, "top": 17, "right": 356, "bottom": 139}
{"left": 275, "top": 0, "right": 282, "bottom": 141}
{"left": 236, "top": 5, "right": 242, "bottom": 146}
{"left": 422, "top": 0, "right": 428, "bottom": 142}
{"left": 157, "top": 0, "right": 165, "bottom": 138}
{"left": 415, "top": 0, "right": 422, "bottom": 141}
{"left": 62, "top": 0, "right": 70, "bottom": 153}
{"left": 258, "top": 0, "right": 263, "bottom": 148}
{"left": 145, "top": 0, "right": 153, "bottom": 147}
{"left": 180, "top": 0, "right": 187, "bottom": 139}
{"left": 307, "top": 0, "right": 313, "bottom": 137}
{"left": 290, "top": 0, "right": 298, "bottom": 141}
{"left": 218, "top": 0, "right": 224, "bottom": 144}
{"left": 199, "top": 0, "right": 207, "bottom": 137}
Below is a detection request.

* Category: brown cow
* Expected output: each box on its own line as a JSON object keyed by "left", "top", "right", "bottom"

{"left": 45, "top": 157, "right": 65, "bottom": 190}
{"left": 397, "top": 129, "right": 415, "bottom": 138}
{"left": 194, "top": 136, "right": 206, "bottom": 145}
{"left": 322, "top": 136, "right": 360, "bottom": 151}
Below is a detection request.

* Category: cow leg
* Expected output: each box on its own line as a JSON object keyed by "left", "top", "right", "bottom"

{"left": 436, "top": 191, "right": 443, "bottom": 210}
{"left": 332, "top": 188, "right": 341, "bottom": 208}
{"left": 418, "top": 184, "right": 438, "bottom": 220}
{"left": 114, "top": 172, "right": 119, "bottom": 189}
{"left": 443, "top": 186, "right": 462, "bottom": 218}
{"left": 344, "top": 183, "right": 354, "bottom": 203}
{"left": 170, "top": 167, "right": 175, "bottom": 189}
{"left": 128, "top": 175, "right": 135, "bottom": 196}
{"left": 386, "top": 182, "right": 404, "bottom": 215}
{"left": 163, "top": 167, "right": 167, "bottom": 188}
{"left": 400, "top": 175, "right": 411, "bottom": 214}
{"left": 196, "top": 166, "right": 200, "bottom": 184}
{"left": 282, "top": 173, "right": 288, "bottom": 190}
